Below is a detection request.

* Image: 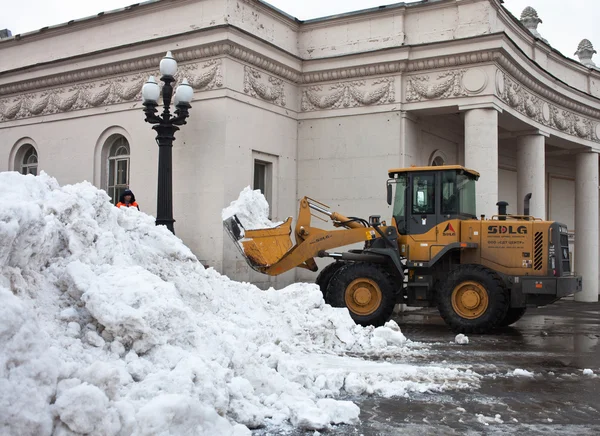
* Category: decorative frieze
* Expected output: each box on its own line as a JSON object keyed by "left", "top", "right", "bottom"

{"left": 243, "top": 66, "right": 286, "bottom": 107}
{"left": 496, "top": 70, "right": 600, "bottom": 143}
{"left": 301, "top": 77, "right": 394, "bottom": 111}
{"left": 495, "top": 56, "right": 600, "bottom": 119}
{"left": 405, "top": 70, "right": 467, "bottom": 101}
{"left": 0, "top": 60, "right": 222, "bottom": 121}
{"left": 1, "top": 39, "right": 600, "bottom": 129}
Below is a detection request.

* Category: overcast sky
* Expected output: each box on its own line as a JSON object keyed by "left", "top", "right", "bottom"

{"left": 1, "top": 0, "right": 598, "bottom": 63}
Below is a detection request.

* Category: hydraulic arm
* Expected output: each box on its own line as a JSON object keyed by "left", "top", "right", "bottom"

{"left": 223, "top": 197, "right": 389, "bottom": 275}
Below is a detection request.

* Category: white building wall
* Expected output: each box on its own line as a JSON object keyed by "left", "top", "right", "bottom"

{"left": 296, "top": 112, "right": 402, "bottom": 280}
{"left": 498, "top": 168, "right": 518, "bottom": 215}
{"left": 220, "top": 97, "right": 298, "bottom": 288}
{"left": 171, "top": 97, "right": 228, "bottom": 271}
{"left": 1, "top": 110, "right": 158, "bottom": 200}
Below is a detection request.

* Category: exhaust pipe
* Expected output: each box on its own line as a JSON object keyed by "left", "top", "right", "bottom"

{"left": 496, "top": 201, "right": 508, "bottom": 221}
{"left": 524, "top": 193, "right": 532, "bottom": 217}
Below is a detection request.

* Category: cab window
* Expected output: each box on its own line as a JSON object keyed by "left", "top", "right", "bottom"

{"left": 393, "top": 175, "right": 408, "bottom": 234}
{"left": 441, "top": 171, "right": 458, "bottom": 215}
{"left": 412, "top": 174, "right": 435, "bottom": 215}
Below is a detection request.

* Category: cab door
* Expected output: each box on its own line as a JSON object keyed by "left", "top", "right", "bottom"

{"left": 408, "top": 172, "right": 438, "bottom": 243}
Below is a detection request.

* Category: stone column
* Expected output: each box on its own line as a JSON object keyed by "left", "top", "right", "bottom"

{"left": 461, "top": 104, "right": 501, "bottom": 218}
{"left": 575, "top": 152, "right": 599, "bottom": 302}
{"left": 516, "top": 131, "right": 548, "bottom": 219}
{"left": 400, "top": 111, "right": 419, "bottom": 167}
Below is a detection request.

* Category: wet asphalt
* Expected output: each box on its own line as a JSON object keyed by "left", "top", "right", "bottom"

{"left": 255, "top": 298, "right": 600, "bottom": 435}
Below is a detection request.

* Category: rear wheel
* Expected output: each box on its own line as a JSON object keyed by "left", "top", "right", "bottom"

{"left": 315, "top": 261, "right": 346, "bottom": 298}
{"left": 498, "top": 307, "right": 527, "bottom": 327}
{"left": 437, "top": 265, "right": 509, "bottom": 333}
{"left": 326, "top": 262, "right": 397, "bottom": 327}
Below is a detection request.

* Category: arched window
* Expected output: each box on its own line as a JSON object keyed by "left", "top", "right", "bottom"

{"left": 21, "top": 146, "right": 38, "bottom": 175}
{"left": 431, "top": 156, "right": 445, "bottom": 166}
{"left": 107, "top": 136, "right": 130, "bottom": 204}
{"left": 429, "top": 150, "right": 448, "bottom": 167}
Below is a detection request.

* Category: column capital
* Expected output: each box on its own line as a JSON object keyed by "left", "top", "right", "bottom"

{"left": 576, "top": 149, "right": 600, "bottom": 155}
{"left": 458, "top": 102, "right": 503, "bottom": 113}
{"left": 512, "top": 129, "right": 551, "bottom": 138}
{"left": 400, "top": 110, "right": 419, "bottom": 123}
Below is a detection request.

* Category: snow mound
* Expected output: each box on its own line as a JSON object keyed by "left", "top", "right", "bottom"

{"left": 0, "top": 172, "right": 481, "bottom": 435}
{"left": 222, "top": 186, "right": 283, "bottom": 230}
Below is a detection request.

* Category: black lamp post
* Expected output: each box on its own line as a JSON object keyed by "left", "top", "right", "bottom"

{"left": 141, "top": 51, "right": 193, "bottom": 234}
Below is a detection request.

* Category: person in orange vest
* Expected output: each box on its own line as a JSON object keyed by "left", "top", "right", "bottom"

{"left": 116, "top": 189, "right": 140, "bottom": 210}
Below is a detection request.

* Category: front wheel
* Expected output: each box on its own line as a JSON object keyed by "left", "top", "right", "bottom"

{"left": 437, "top": 265, "right": 509, "bottom": 333}
{"left": 315, "top": 261, "right": 346, "bottom": 298}
{"left": 326, "top": 262, "right": 397, "bottom": 327}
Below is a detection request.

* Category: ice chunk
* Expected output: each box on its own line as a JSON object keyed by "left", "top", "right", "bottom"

{"left": 455, "top": 334, "right": 469, "bottom": 345}
{"left": 509, "top": 368, "right": 535, "bottom": 377}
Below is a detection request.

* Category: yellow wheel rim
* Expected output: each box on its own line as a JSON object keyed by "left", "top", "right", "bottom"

{"left": 451, "top": 281, "right": 489, "bottom": 319}
{"left": 345, "top": 278, "right": 382, "bottom": 316}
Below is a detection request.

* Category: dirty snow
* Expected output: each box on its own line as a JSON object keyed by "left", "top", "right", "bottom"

{"left": 222, "top": 186, "right": 283, "bottom": 230}
{"left": 1, "top": 172, "right": 482, "bottom": 435}
{"left": 476, "top": 413, "right": 504, "bottom": 425}
{"left": 509, "top": 369, "right": 535, "bottom": 378}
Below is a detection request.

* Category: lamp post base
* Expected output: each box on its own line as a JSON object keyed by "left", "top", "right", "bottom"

{"left": 156, "top": 218, "right": 175, "bottom": 234}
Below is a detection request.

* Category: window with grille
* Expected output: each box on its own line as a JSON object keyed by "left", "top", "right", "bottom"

{"left": 107, "top": 137, "right": 130, "bottom": 204}
{"left": 21, "top": 146, "right": 38, "bottom": 175}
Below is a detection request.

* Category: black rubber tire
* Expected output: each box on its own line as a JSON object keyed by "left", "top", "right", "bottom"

{"left": 437, "top": 264, "right": 509, "bottom": 334}
{"left": 315, "top": 261, "right": 346, "bottom": 298}
{"left": 498, "top": 307, "right": 527, "bottom": 327}
{"left": 326, "top": 262, "right": 396, "bottom": 327}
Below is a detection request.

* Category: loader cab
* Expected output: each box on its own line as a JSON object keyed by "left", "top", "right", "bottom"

{"left": 387, "top": 165, "right": 479, "bottom": 235}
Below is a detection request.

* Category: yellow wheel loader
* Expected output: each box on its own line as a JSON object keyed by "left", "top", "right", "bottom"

{"left": 224, "top": 165, "right": 582, "bottom": 333}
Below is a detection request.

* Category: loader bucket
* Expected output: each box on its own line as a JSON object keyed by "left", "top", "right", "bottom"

{"left": 223, "top": 215, "right": 294, "bottom": 271}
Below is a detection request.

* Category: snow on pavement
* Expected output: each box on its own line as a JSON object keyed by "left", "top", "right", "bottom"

{"left": 1, "top": 174, "right": 481, "bottom": 435}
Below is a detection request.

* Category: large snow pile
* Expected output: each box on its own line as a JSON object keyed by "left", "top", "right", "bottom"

{"left": 1, "top": 173, "right": 481, "bottom": 436}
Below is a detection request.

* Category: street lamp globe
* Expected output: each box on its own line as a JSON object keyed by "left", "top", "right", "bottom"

{"left": 159, "top": 51, "right": 178, "bottom": 77}
{"left": 174, "top": 78, "right": 194, "bottom": 105}
{"left": 141, "top": 76, "right": 160, "bottom": 103}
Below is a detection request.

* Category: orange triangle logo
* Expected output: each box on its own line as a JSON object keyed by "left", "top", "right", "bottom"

{"left": 444, "top": 223, "right": 455, "bottom": 233}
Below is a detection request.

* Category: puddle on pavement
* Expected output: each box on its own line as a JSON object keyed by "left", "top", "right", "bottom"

{"left": 253, "top": 300, "right": 600, "bottom": 435}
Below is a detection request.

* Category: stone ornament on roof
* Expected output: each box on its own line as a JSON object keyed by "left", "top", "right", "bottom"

{"left": 520, "top": 6, "right": 547, "bottom": 43}
{"left": 575, "top": 39, "right": 597, "bottom": 67}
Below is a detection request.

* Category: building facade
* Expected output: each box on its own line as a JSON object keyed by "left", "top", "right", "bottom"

{"left": 1, "top": 0, "right": 599, "bottom": 300}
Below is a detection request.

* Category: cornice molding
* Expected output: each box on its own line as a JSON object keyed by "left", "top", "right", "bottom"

{"left": 2, "top": 40, "right": 600, "bottom": 127}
